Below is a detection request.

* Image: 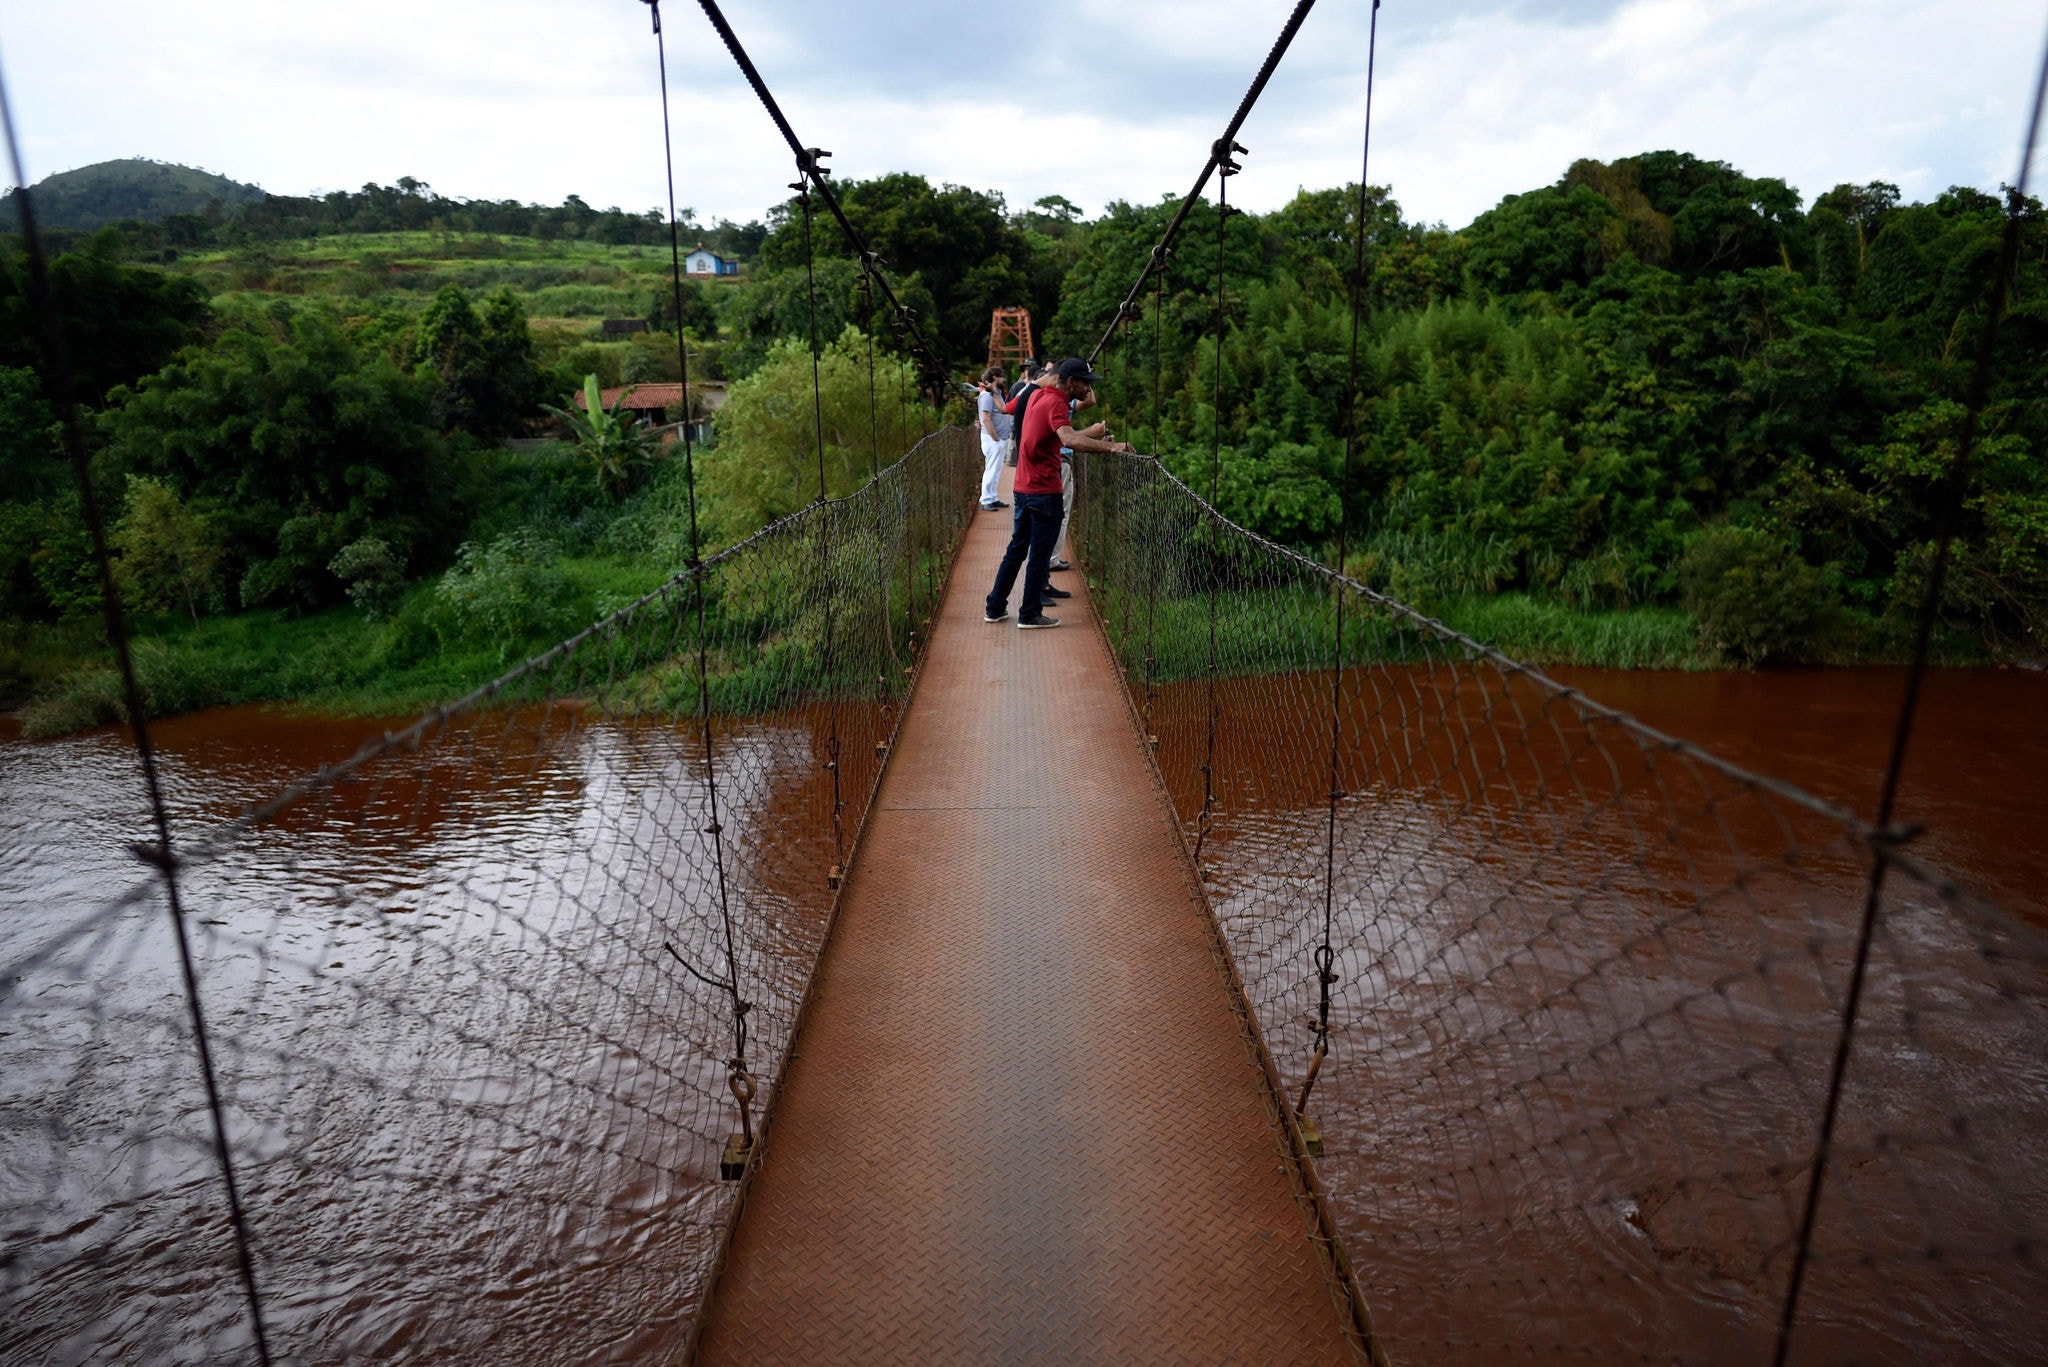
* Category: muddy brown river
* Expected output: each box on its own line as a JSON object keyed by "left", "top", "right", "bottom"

{"left": 3, "top": 666, "right": 2043, "bottom": 1363}
{"left": 1, "top": 701, "right": 882, "bottom": 1365}
{"left": 1147, "top": 664, "right": 2048, "bottom": 1366}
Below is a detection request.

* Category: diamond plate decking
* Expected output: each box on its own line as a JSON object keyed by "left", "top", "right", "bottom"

{"left": 692, "top": 474, "right": 1363, "bottom": 1365}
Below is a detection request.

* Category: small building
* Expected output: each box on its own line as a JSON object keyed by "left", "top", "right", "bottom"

{"left": 575, "top": 381, "right": 727, "bottom": 444}
{"left": 684, "top": 246, "right": 741, "bottom": 277}
{"left": 601, "top": 318, "right": 650, "bottom": 341}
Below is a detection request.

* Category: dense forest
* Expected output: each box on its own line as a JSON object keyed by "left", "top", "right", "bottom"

{"left": 1, "top": 151, "right": 2041, "bottom": 733}
{"left": 0, "top": 158, "right": 266, "bottom": 233}
{"left": 1053, "top": 152, "right": 2046, "bottom": 666}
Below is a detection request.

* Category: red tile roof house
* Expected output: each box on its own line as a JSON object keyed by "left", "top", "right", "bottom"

{"left": 572, "top": 382, "right": 726, "bottom": 442}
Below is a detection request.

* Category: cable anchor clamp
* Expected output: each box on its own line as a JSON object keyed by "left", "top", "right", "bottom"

{"left": 1212, "top": 138, "right": 1248, "bottom": 175}
{"left": 798, "top": 147, "right": 832, "bottom": 178}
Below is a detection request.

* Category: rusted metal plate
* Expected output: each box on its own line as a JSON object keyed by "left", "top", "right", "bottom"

{"left": 694, "top": 483, "right": 1358, "bottom": 1365}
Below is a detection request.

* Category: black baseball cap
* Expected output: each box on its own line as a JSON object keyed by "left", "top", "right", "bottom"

{"left": 1054, "top": 357, "right": 1102, "bottom": 384}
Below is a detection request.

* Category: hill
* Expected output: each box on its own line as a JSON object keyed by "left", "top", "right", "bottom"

{"left": 0, "top": 158, "right": 266, "bottom": 231}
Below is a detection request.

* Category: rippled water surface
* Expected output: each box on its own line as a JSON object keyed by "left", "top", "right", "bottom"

{"left": 5, "top": 666, "right": 2044, "bottom": 1364}
{"left": 1149, "top": 665, "right": 2048, "bottom": 1366}
{"left": 2, "top": 701, "right": 877, "bottom": 1364}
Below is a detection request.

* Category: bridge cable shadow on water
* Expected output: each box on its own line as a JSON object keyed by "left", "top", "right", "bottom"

{"left": 5, "top": 0, "right": 2048, "bottom": 1363}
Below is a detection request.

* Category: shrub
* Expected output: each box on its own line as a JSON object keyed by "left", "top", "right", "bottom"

{"left": 1680, "top": 525, "right": 1833, "bottom": 665}
{"left": 435, "top": 529, "right": 573, "bottom": 658}
{"left": 328, "top": 535, "right": 406, "bottom": 621}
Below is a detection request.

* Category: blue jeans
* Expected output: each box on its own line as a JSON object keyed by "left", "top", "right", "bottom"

{"left": 985, "top": 491, "right": 1065, "bottom": 620}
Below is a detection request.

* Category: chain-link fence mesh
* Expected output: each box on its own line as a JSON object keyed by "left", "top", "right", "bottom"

{"left": 0, "top": 427, "right": 978, "bottom": 1366}
{"left": 1073, "top": 448, "right": 2048, "bottom": 1367}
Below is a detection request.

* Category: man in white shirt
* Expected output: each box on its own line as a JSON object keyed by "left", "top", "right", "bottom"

{"left": 976, "top": 365, "right": 1011, "bottom": 510}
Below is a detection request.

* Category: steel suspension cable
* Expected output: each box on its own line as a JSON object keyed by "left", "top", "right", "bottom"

{"left": 896, "top": 342, "right": 921, "bottom": 646}
{"left": 1143, "top": 271, "right": 1165, "bottom": 739}
{"left": 862, "top": 271, "right": 882, "bottom": 481}
{"left": 1113, "top": 309, "right": 1135, "bottom": 657}
{"left": 0, "top": 54, "right": 276, "bottom": 1367}
{"left": 1150, "top": 260, "right": 1167, "bottom": 456}
{"left": 1771, "top": 26, "right": 2048, "bottom": 1365}
{"left": 691, "top": 0, "right": 953, "bottom": 389}
{"left": 642, "top": 0, "right": 755, "bottom": 1159}
{"left": 1085, "top": 0, "right": 1319, "bottom": 366}
{"left": 859, "top": 267, "right": 901, "bottom": 689}
{"left": 1191, "top": 156, "right": 1239, "bottom": 876}
{"left": 1298, "top": 0, "right": 1380, "bottom": 1123}
{"left": 793, "top": 173, "right": 849, "bottom": 878}
{"left": 798, "top": 176, "right": 829, "bottom": 503}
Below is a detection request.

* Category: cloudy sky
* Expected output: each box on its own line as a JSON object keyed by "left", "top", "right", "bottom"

{"left": 1, "top": 0, "right": 2042, "bottom": 230}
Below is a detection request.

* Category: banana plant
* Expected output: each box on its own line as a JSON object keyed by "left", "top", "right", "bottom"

{"left": 543, "top": 373, "right": 656, "bottom": 498}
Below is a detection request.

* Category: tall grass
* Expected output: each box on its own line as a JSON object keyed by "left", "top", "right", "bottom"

{"left": 1434, "top": 593, "right": 1704, "bottom": 669}
{"left": 17, "top": 557, "right": 673, "bottom": 738}
{"left": 1097, "top": 583, "right": 1706, "bottom": 688}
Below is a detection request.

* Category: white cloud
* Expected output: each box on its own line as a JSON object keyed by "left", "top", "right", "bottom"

{"left": 0, "top": 0, "right": 2040, "bottom": 229}
{"left": 1354, "top": 0, "right": 2046, "bottom": 225}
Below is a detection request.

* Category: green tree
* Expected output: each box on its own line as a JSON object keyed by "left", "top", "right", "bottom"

{"left": 413, "top": 283, "right": 538, "bottom": 438}
{"left": 112, "top": 474, "right": 223, "bottom": 624}
{"left": 328, "top": 535, "right": 406, "bottom": 620}
{"left": 0, "top": 229, "right": 209, "bottom": 402}
{"left": 703, "top": 326, "right": 926, "bottom": 536}
{"left": 476, "top": 287, "right": 541, "bottom": 433}
{"left": 755, "top": 174, "right": 1043, "bottom": 366}
{"left": 726, "top": 255, "right": 870, "bottom": 378}
{"left": 647, "top": 280, "right": 719, "bottom": 337}
{"left": 1681, "top": 525, "right": 1834, "bottom": 664}
{"left": 101, "top": 310, "right": 457, "bottom": 610}
{"left": 0, "top": 365, "right": 63, "bottom": 503}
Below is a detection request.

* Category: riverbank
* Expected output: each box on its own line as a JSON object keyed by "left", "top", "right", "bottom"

{"left": 8, "top": 585, "right": 2019, "bottom": 740}
{"left": 3, "top": 552, "right": 673, "bottom": 739}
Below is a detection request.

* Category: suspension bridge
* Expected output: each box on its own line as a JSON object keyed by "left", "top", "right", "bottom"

{"left": 5, "top": 1, "right": 2048, "bottom": 1364}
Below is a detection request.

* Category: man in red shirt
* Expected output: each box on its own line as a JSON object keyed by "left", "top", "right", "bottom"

{"left": 983, "top": 357, "right": 1133, "bottom": 628}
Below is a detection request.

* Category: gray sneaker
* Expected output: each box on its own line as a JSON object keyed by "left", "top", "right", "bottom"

{"left": 984, "top": 609, "right": 1009, "bottom": 623}
{"left": 1017, "top": 614, "right": 1061, "bottom": 629}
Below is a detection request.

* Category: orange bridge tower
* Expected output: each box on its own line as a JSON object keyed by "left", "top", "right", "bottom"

{"left": 987, "top": 306, "right": 1035, "bottom": 374}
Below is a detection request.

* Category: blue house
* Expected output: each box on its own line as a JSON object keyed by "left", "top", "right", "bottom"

{"left": 685, "top": 246, "right": 740, "bottom": 277}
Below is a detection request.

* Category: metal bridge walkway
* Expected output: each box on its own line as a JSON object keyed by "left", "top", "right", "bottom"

{"left": 693, "top": 478, "right": 1358, "bottom": 1364}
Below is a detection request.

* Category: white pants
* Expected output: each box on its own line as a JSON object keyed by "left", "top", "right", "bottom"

{"left": 1056, "top": 457, "right": 1073, "bottom": 560}
{"left": 979, "top": 431, "right": 1006, "bottom": 505}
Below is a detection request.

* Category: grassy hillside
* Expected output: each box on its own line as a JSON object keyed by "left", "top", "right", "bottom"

{"left": 1, "top": 158, "right": 267, "bottom": 231}
{"left": 176, "top": 230, "right": 691, "bottom": 322}
{"left": 158, "top": 229, "right": 743, "bottom": 386}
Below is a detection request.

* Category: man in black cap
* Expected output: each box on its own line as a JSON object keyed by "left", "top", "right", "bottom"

{"left": 984, "top": 357, "right": 1133, "bottom": 629}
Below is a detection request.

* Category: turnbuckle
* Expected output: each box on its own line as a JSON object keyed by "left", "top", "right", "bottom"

{"left": 721, "top": 1063, "right": 758, "bottom": 1180}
